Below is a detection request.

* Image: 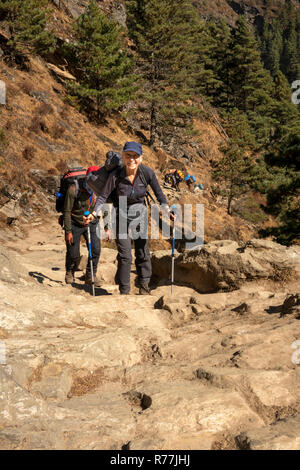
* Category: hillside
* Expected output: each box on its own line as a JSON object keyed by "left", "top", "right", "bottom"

{"left": 0, "top": 0, "right": 299, "bottom": 452}
{"left": 0, "top": 0, "right": 283, "bottom": 245}
{"left": 0, "top": 52, "right": 264, "bottom": 246}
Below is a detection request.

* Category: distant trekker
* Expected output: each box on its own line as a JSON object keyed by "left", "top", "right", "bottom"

{"left": 164, "top": 169, "right": 184, "bottom": 191}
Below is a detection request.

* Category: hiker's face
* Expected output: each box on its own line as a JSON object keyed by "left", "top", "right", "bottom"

{"left": 122, "top": 151, "right": 142, "bottom": 170}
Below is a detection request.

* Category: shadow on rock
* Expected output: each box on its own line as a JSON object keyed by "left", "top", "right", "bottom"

{"left": 29, "top": 271, "right": 63, "bottom": 285}
{"left": 72, "top": 282, "right": 112, "bottom": 296}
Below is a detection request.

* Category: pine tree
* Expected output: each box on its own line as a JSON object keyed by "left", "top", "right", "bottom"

{"left": 67, "top": 0, "right": 135, "bottom": 121}
{"left": 260, "top": 133, "right": 300, "bottom": 245}
{"left": 229, "top": 16, "right": 275, "bottom": 115}
{"left": 204, "top": 19, "right": 232, "bottom": 108}
{"left": 261, "top": 21, "right": 281, "bottom": 77}
{"left": 270, "top": 70, "right": 300, "bottom": 139}
{"left": 0, "top": 0, "right": 56, "bottom": 60}
{"left": 125, "top": 0, "right": 199, "bottom": 146}
{"left": 212, "top": 109, "right": 256, "bottom": 215}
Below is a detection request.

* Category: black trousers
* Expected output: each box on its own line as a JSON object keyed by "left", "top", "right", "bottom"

{"left": 65, "top": 222, "right": 100, "bottom": 275}
{"left": 115, "top": 217, "right": 151, "bottom": 293}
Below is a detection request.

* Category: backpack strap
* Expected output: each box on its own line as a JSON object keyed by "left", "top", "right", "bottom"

{"left": 139, "top": 164, "right": 156, "bottom": 206}
{"left": 139, "top": 164, "right": 152, "bottom": 187}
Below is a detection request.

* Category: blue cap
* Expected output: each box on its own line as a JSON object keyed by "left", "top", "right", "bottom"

{"left": 123, "top": 141, "right": 142, "bottom": 156}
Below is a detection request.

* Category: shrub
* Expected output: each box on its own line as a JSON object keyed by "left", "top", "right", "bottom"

{"left": 23, "top": 145, "right": 36, "bottom": 161}
{"left": 55, "top": 159, "right": 68, "bottom": 174}
{"left": 51, "top": 124, "right": 65, "bottom": 139}
{"left": 29, "top": 116, "right": 48, "bottom": 133}
{"left": 36, "top": 102, "right": 53, "bottom": 116}
{"left": 0, "top": 128, "right": 6, "bottom": 145}
{"left": 20, "top": 79, "right": 34, "bottom": 95}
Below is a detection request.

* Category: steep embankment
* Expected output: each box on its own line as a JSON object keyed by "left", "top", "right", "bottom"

{"left": 0, "top": 50, "right": 261, "bottom": 245}
{"left": 0, "top": 218, "right": 299, "bottom": 450}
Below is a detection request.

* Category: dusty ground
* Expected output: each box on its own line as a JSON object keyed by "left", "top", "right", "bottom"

{"left": 0, "top": 217, "right": 299, "bottom": 450}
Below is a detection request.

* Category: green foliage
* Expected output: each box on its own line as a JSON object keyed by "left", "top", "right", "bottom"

{"left": 212, "top": 110, "right": 256, "bottom": 215}
{"left": 125, "top": 0, "right": 199, "bottom": 145}
{"left": 0, "top": 0, "right": 56, "bottom": 59}
{"left": 67, "top": 0, "right": 136, "bottom": 121}
{"left": 259, "top": 2, "right": 300, "bottom": 83}
{"left": 232, "top": 196, "right": 268, "bottom": 225}
{"left": 260, "top": 133, "right": 300, "bottom": 245}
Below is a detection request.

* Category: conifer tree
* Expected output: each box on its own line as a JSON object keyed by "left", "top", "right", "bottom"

{"left": 229, "top": 16, "right": 275, "bottom": 115}
{"left": 67, "top": 0, "right": 135, "bottom": 121}
{"left": 204, "top": 19, "right": 232, "bottom": 107}
{"left": 260, "top": 133, "right": 300, "bottom": 245}
{"left": 212, "top": 109, "right": 256, "bottom": 215}
{"left": 125, "top": 0, "right": 199, "bottom": 146}
{"left": 0, "top": 0, "right": 56, "bottom": 59}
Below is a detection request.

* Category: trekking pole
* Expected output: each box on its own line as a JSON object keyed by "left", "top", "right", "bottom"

{"left": 84, "top": 211, "right": 95, "bottom": 297}
{"left": 170, "top": 205, "right": 177, "bottom": 296}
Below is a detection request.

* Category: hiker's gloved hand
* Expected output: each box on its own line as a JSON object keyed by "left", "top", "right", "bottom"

{"left": 104, "top": 229, "right": 112, "bottom": 242}
{"left": 65, "top": 232, "right": 73, "bottom": 245}
{"left": 170, "top": 211, "right": 176, "bottom": 222}
{"left": 83, "top": 213, "right": 94, "bottom": 225}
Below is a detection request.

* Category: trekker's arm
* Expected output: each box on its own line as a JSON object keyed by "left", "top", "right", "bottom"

{"left": 84, "top": 172, "right": 116, "bottom": 223}
{"left": 63, "top": 186, "right": 75, "bottom": 233}
{"left": 148, "top": 169, "right": 175, "bottom": 221}
{"left": 148, "top": 170, "right": 168, "bottom": 206}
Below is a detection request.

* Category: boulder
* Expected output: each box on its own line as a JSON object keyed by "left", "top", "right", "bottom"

{"left": 151, "top": 239, "right": 300, "bottom": 293}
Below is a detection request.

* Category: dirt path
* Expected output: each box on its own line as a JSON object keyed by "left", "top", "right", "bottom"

{"left": 0, "top": 217, "right": 299, "bottom": 450}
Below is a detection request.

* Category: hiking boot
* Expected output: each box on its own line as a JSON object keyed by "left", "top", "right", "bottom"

{"left": 85, "top": 274, "right": 102, "bottom": 287}
{"left": 119, "top": 287, "right": 130, "bottom": 295}
{"left": 65, "top": 271, "right": 74, "bottom": 284}
{"left": 139, "top": 284, "right": 151, "bottom": 295}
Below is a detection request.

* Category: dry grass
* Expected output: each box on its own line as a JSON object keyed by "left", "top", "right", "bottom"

{"left": 20, "top": 79, "right": 34, "bottom": 95}
{"left": 22, "top": 145, "right": 36, "bottom": 161}
{"left": 28, "top": 116, "right": 48, "bottom": 133}
{"left": 50, "top": 123, "right": 65, "bottom": 139}
{"left": 55, "top": 159, "right": 68, "bottom": 174}
{"left": 36, "top": 102, "right": 53, "bottom": 116}
{"left": 69, "top": 368, "right": 105, "bottom": 396}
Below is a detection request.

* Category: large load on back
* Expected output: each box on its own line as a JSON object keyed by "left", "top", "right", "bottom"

{"left": 86, "top": 151, "right": 123, "bottom": 204}
{"left": 55, "top": 167, "right": 87, "bottom": 213}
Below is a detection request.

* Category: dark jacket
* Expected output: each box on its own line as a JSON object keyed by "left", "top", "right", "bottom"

{"left": 94, "top": 165, "right": 168, "bottom": 214}
{"left": 63, "top": 185, "right": 97, "bottom": 233}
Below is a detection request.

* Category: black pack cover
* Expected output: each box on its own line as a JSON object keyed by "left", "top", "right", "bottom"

{"left": 86, "top": 151, "right": 123, "bottom": 205}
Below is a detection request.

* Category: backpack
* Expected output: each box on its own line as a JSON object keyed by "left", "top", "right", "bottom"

{"left": 55, "top": 167, "right": 87, "bottom": 213}
{"left": 174, "top": 169, "right": 184, "bottom": 182}
{"left": 86, "top": 151, "right": 123, "bottom": 205}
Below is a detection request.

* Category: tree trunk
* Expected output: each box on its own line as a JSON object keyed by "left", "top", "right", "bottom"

{"left": 149, "top": 102, "right": 157, "bottom": 147}
{"left": 227, "top": 193, "right": 233, "bottom": 215}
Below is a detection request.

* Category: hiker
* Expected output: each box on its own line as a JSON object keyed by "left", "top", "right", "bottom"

{"left": 63, "top": 164, "right": 109, "bottom": 286}
{"left": 164, "top": 169, "right": 184, "bottom": 191}
{"left": 185, "top": 174, "right": 196, "bottom": 191}
{"left": 84, "top": 141, "right": 174, "bottom": 295}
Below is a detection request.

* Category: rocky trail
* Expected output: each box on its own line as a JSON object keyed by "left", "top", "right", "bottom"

{"left": 0, "top": 218, "right": 299, "bottom": 450}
